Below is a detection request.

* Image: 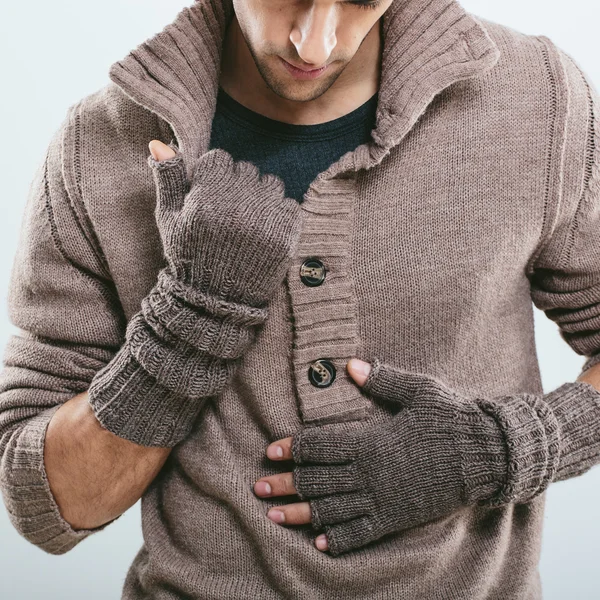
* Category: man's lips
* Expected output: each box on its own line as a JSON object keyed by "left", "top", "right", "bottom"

{"left": 284, "top": 59, "right": 326, "bottom": 72}
{"left": 279, "top": 57, "right": 330, "bottom": 79}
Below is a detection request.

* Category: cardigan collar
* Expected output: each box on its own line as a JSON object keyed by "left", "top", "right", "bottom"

{"left": 108, "top": 0, "right": 500, "bottom": 182}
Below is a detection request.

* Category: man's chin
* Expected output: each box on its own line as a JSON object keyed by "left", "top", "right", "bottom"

{"left": 267, "top": 70, "right": 343, "bottom": 103}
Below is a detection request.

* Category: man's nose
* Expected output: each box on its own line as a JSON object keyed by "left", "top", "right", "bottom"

{"left": 289, "top": 5, "right": 338, "bottom": 67}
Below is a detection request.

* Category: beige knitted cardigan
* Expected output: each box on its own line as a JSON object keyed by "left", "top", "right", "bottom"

{"left": 1, "top": 0, "right": 599, "bottom": 597}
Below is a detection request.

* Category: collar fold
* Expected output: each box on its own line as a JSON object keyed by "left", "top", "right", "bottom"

{"left": 108, "top": 0, "right": 499, "bottom": 181}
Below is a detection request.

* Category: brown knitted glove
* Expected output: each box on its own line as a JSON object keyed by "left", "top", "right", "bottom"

{"left": 88, "top": 145, "right": 301, "bottom": 447}
{"left": 291, "top": 357, "right": 600, "bottom": 556}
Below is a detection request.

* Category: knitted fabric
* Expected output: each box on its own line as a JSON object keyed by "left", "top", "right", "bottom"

{"left": 1, "top": 0, "right": 600, "bottom": 597}
{"left": 87, "top": 147, "right": 301, "bottom": 447}
{"left": 291, "top": 359, "right": 600, "bottom": 556}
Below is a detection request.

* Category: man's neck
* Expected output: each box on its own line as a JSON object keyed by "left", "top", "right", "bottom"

{"left": 218, "top": 15, "right": 382, "bottom": 126}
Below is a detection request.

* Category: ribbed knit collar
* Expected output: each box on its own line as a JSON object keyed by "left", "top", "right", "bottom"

{"left": 108, "top": 0, "right": 500, "bottom": 181}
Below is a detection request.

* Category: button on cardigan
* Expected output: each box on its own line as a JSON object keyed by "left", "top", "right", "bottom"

{"left": 1, "top": 0, "right": 600, "bottom": 597}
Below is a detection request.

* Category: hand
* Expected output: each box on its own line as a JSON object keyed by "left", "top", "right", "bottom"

{"left": 125, "top": 140, "right": 303, "bottom": 392}
{"left": 86, "top": 141, "right": 302, "bottom": 448}
{"left": 253, "top": 359, "right": 373, "bottom": 553}
{"left": 147, "top": 139, "right": 302, "bottom": 308}
{"left": 254, "top": 358, "right": 508, "bottom": 556}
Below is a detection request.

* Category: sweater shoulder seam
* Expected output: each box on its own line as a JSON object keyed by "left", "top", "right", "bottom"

{"left": 58, "top": 102, "right": 113, "bottom": 280}
{"left": 559, "top": 56, "right": 600, "bottom": 269}
{"left": 43, "top": 106, "right": 122, "bottom": 309}
{"left": 525, "top": 35, "right": 573, "bottom": 276}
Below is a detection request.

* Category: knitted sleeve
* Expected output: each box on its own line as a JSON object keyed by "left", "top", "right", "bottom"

{"left": 0, "top": 105, "right": 126, "bottom": 555}
{"left": 528, "top": 38, "right": 600, "bottom": 376}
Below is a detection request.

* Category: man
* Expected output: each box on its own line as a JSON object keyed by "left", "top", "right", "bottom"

{"left": 1, "top": 0, "right": 600, "bottom": 597}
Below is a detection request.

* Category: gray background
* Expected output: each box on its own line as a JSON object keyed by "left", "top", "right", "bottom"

{"left": 0, "top": 0, "right": 598, "bottom": 598}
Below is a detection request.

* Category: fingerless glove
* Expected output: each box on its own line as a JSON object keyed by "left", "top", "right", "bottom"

{"left": 88, "top": 146, "right": 301, "bottom": 447}
{"left": 291, "top": 358, "right": 600, "bottom": 556}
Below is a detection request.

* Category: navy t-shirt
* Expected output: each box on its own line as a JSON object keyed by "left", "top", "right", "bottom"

{"left": 209, "top": 86, "right": 379, "bottom": 203}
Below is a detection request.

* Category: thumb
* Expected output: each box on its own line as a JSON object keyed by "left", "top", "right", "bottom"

{"left": 149, "top": 139, "right": 177, "bottom": 161}
{"left": 147, "top": 140, "right": 187, "bottom": 214}
{"left": 346, "top": 359, "right": 372, "bottom": 387}
{"left": 347, "top": 357, "right": 435, "bottom": 409}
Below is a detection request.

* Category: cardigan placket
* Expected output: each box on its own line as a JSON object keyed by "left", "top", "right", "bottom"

{"left": 107, "top": 0, "right": 501, "bottom": 425}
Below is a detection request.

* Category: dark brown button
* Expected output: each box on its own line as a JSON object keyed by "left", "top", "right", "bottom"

{"left": 300, "top": 258, "right": 326, "bottom": 287}
{"left": 308, "top": 359, "right": 336, "bottom": 388}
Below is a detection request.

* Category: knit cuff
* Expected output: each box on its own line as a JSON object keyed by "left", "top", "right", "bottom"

{"left": 146, "top": 269, "right": 269, "bottom": 359}
{"left": 0, "top": 405, "right": 119, "bottom": 554}
{"left": 452, "top": 402, "right": 508, "bottom": 505}
{"left": 542, "top": 381, "right": 600, "bottom": 481}
{"left": 125, "top": 312, "right": 236, "bottom": 399}
{"left": 87, "top": 342, "right": 228, "bottom": 447}
{"left": 86, "top": 266, "right": 271, "bottom": 447}
{"left": 467, "top": 394, "right": 560, "bottom": 507}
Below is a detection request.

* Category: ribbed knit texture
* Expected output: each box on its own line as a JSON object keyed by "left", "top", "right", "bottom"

{"left": 291, "top": 359, "right": 600, "bottom": 556}
{"left": 1, "top": 0, "right": 600, "bottom": 597}
{"left": 87, "top": 146, "right": 301, "bottom": 447}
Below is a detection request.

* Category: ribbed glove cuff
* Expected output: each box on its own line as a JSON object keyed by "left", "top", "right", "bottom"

{"left": 88, "top": 345, "right": 213, "bottom": 447}
{"left": 460, "top": 381, "right": 600, "bottom": 507}
{"left": 457, "top": 394, "right": 559, "bottom": 506}
{"left": 145, "top": 269, "right": 268, "bottom": 359}
{"left": 542, "top": 381, "right": 600, "bottom": 481}
{"left": 87, "top": 270, "right": 270, "bottom": 447}
{"left": 454, "top": 381, "right": 600, "bottom": 506}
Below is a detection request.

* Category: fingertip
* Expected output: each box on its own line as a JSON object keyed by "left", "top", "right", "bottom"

{"left": 315, "top": 534, "right": 328, "bottom": 551}
{"left": 149, "top": 139, "right": 176, "bottom": 162}
{"left": 266, "top": 443, "right": 285, "bottom": 460}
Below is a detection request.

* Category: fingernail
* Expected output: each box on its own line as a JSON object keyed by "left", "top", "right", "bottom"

{"left": 256, "top": 481, "right": 271, "bottom": 495}
{"left": 268, "top": 445, "right": 284, "bottom": 459}
{"left": 350, "top": 359, "right": 371, "bottom": 376}
{"left": 267, "top": 510, "right": 285, "bottom": 523}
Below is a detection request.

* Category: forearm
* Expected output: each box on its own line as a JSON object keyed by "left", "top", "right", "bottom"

{"left": 45, "top": 390, "right": 171, "bottom": 530}
{"left": 576, "top": 358, "right": 600, "bottom": 386}
{"left": 288, "top": 357, "right": 600, "bottom": 555}
{"left": 470, "top": 367, "right": 600, "bottom": 507}
{"left": 86, "top": 270, "right": 267, "bottom": 447}
{"left": 85, "top": 148, "right": 299, "bottom": 448}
